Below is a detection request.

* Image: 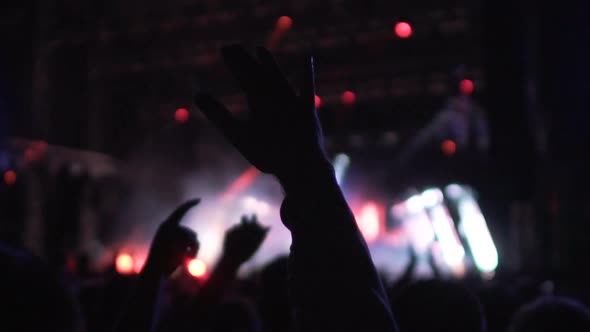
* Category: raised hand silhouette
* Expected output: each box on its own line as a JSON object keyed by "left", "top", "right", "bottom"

{"left": 221, "top": 214, "right": 269, "bottom": 267}
{"left": 196, "top": 46, "right": 397, "bottom": 332}
{"left": 177, "top": 215, "right": 269, "bottom": 330}
{"left": 144, "top": 199, "right": 200, "bottom": 275}
{"left": 195, "top": 45, "right": 332, "bottom": 189}
{"left": 115, "top": 199, "right": 200, "bottom": 332}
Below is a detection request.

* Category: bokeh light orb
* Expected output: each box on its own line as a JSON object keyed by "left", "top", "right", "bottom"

{"left": 442, "top": 139, "right": 457, "bottom": 156}
{"left": 459, "top": 79, "right": 475, "bottom": 95}
{"left": 187, "top": 258, "right": 207, "bottom": 278}
{"left": 395, "top": 22, "right": 413, "bottom": 38}
{"left": 116, "top": 253, "right": 135, "bottom": 275}
{"left": 175, "top": 108, "right": 190, "bottom": 123}
{"left": 3, "top": 170, "right": 16, "bottom": 186}
{"left": 341, "top": 91, "right": 356, "bottom": 106}
{"left": 276, "top": 16, "right": 293, "bottom": 30}
{"left": 314, "top": 95, "right": 322, "bottom": 108}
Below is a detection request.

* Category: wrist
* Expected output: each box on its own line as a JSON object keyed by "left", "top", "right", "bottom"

{"left": 141, "top": 258, "right": 165, "bottom": 277}
{"left": 277, "top": 158, "right": 337, "bottom": 194}
{"left": 138, "top": 266, "right": 166, "bottom": 286}
{"left": 216, "top": 254, "right": 242, "bottom": 273}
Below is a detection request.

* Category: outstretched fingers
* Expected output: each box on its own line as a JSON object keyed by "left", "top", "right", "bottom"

{"left": 256, "top": 47, "right": 297, "bottom": 102}
{"left": 195, "top": 93, "right": 246, "bottom": 146}
{"left": 239, "top": 214, "right": 270, "bottom": 234}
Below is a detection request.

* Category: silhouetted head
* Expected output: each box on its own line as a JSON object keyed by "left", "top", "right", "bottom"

{"left": 509, "top": 296, "right": 590, "bottom": 332}
{"left": 0, "top": 243, "right": 83, "bottom": 332}
{"left": 478, "top": 283, "right": 518, "bottom": 332}
{"left": 258, "top": 256, "right": 291, "bottom": 332}
{"left": 208, "top": 298, "right": 261, "bottom": 332}
{"left": 391, "top": 279, "right": 485, "bottom": 332}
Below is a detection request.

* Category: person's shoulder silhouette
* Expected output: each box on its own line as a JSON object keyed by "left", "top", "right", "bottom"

{"left": 391, "top": 279, "right": 485, "bottom": 332}
{"left": 510, "top": 296, "right": 590, "bottom": 332}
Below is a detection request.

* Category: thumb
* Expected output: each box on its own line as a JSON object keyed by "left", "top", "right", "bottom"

{"left": 164, "top": 199, "right": 201, "bottom": 226}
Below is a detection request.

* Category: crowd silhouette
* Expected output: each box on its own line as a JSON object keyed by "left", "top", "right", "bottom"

{"left": 1, "top": 45, "right": 590, "bottom": 332}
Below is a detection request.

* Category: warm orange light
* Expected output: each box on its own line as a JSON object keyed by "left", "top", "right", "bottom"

{"left": 134, "top": 257, "right": 145, "bottom": 273}
{"left": 116, "top": 253, "right": 135, "bottom": 275}
{"left": 356, "top": 202, "right": 382, "bottom": 243}
{"left": 187, "top": 258, "right": 207, "bottom": 278}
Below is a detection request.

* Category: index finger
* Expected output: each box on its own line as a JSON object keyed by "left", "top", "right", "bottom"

{"left": 256, "top": 47, "right": 297, "bottom": 101}
{"left": 164, "top": 199, "right": 201, "bottom": 226}
{"left": 194, "top": 93, "right": 245, "bottom": 147}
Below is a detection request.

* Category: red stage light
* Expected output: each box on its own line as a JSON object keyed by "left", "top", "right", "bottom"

{"left": 395, "top": 22, "right": 413, "bottom": 38}
{"left": 442, "top": 140, "right": 457, "bottom": 156}
{"left": 24, "top": 148, "right": 37, "bottom": 162}
{"left": 3, "top": 170, "right": 16, "bottom": 186}
{"left": 276, "top": 16, "right": 293, "bottom": 30}
{"left": 459, "top": 79, "right": 474, "bottom": 95}
{"left": 314, "top": 95, "right": 322, "bottom": 108}
{"left": 175, "top": 108, "right": 190, "bottom": 123}
{"left": 115, "top": 253, "right": 135, "bottom": 275}
{"left": 341, "top": 91, "right": 356, "bottom": 106}
{"left": 187, "top": 258, "right": 207, "bottom": 278}
{"left": 220, "top": 166, "right": 260, "bottom": 202}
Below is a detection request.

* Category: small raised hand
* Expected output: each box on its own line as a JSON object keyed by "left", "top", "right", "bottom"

{"left": 144, "top": 199, "right": 200, "bottom": 276}
{"left": 115, "top": 199, "right": 200, "bottom": 332}
{"left": 221, "top": 214, "right": 269, "bottom": 266}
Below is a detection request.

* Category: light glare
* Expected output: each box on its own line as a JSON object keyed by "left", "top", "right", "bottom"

{"left": 458, "top": 198, "right": 498, "bottom": 272}
{"left": 188, "top": 258, "right": 207, "bottom": 277}
{"left": 357, "top": 202, "right": 381, "bottom": 243}
{"left": 421, "top": 188, "right": 443, "bottom": 208}
{"left": 116, "top": 253, "right": 135, "bottom": 275}
{"left": 429, "top": 206, "right": 465, "bottom": 268}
